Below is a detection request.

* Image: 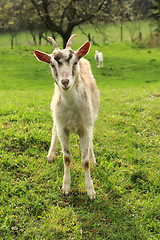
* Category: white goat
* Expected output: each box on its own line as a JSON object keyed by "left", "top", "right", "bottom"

{"left": 95, "top": 50, "right": 103, "bottom": 68}
{"left": 34, "top": 34, "right": 100, "bottom": 199}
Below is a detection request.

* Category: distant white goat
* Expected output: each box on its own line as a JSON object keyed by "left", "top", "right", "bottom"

{"left": 34, "top": 34, "right": 100, "bottom": 199}
{"left": 95, "top": 50, "right": 103, "bottom": 68}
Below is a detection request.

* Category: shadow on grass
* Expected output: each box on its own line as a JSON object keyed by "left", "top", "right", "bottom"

{"left": 53, "top": 173, "right": 144, "bottom": 240}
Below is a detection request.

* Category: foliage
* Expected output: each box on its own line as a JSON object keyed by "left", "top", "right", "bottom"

{"left": 28, "top": 0, "right": 108, "bottom": 47}
{"left": 0, "top": 33, "right": 160, "bottom": 239}
{"left": 22, "top": 1, "right": 47, "bottom": 45}
{"left": 0, "top": 0, "right": 155, "bottom": 47}
{"left": 0, "top": 0, "right": 24, "bottom": 48}
{"left": 149, "top": 0, "right": 160, "bottom": 33}
{"left": 133, "top": 0, "right": 153, "bottom": 16}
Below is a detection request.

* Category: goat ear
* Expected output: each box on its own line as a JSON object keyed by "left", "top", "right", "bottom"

{"left": 34, "top": 50, "right": 51, "bottom": 64}
{"left": 76, "top": 41, "right": 90, "bottom": 59}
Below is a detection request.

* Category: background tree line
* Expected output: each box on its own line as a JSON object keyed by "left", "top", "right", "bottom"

{"left": 0, "top": 0, "right": 158, "bottom": 48}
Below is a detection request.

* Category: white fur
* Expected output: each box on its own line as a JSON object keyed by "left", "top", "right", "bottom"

{"left": 35, "top": 40, "right": 100, "bottom": 199}
{"left": 95, "top": 50, "right": 103, "bottom": 68}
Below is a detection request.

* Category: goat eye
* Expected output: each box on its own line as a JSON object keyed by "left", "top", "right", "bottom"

{"left": 51, "top": 64, "right": 55, "bottom": 68}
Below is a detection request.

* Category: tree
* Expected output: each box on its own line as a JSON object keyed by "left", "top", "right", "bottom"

{"left": 133, "top": 0, "right": 153, "bottom": 17}
{"left": 124, "top": 0, "right": 141, "bottom": 42}
{"left": 112, "top": 0, "right": 131, "bottom": 41}
{"left": 111, "top": 0, "right": 153, "bottom": 42}
{"left": 29, "top": 0, "right": 106, "bottom": 47}
{"left": 85, "top": 0, "right": 116, "bottom": 44}
{"left": 22, "top": 1, "right": 48, "bottom": 45}
{"left": 149, "top": 0, "right": 160, "bottom": 33}
{"left": 132, "top": 0, "right": 154, "bottom": 41}
{"left": 0, "top": 0, "right": 23, "bottom": 48}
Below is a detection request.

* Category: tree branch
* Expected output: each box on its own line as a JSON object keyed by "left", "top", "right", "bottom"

{"left": 72, "top": 0, "right": 105, "bottom": 27}
{"left": 30, "top": 0, "right": 62, "bottom": 35}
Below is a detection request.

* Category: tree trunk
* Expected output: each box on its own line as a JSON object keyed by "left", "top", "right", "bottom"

{"left": 30, "top": 0, "right": 106, "bottom": 49}
{"left": 121, "top": 20, "right": 123, "bottom": 41}
{"left": 63, "top": 34, "right": 70, "bottom": 48}
{"left": 45, "top": 32, "right": 48, "bottom": 45}
{"left": 32, "top": 35, "right": 37, "bottom": 45}
{"left": 149, "top": 24, "right": 153, "bottom": 41}
{"left": 61, "top": 27, "right": 74, "bottom": 48}
{"left": 11, "top": 35, "right": 14, "bottom": 49}
{"left": 139, "top": 22, "right": 142, "bottom": 41}
{"left": 39, "top": 34, "right": 42, "bottom": 45}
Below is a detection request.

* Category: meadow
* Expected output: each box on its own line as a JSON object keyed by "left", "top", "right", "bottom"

{"left": 0, "top": 23, "right": 160, "bottom": 239}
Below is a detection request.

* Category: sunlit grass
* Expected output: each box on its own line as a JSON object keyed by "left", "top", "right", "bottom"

{"left": 0, "top": 33, "right": 160, "bottom": 239}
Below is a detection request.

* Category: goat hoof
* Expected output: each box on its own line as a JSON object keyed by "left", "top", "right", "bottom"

{"left": 62, "top": 190, "right": 69, "bottom": 197}
{"left": 47, "top": 154, "right": 54, "bottom": 162}
{"left": 62, "top": 186, "right": 70, "bottom": 196}
{"left": 87, "top": 189, "right": 96, "bottom": 201}
{"left": 89, "top": 194, "right": 96, "bottom": 201}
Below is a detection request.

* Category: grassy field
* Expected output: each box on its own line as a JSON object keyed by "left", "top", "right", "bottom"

{"left": 0, "top": 28, "right": 160, "bottom": 239}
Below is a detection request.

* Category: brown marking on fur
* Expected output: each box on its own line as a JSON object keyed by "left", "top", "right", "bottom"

{"left": 54, "top": 52, "right": 63, "bottom": 65}
{"left": 72, "top": 67, "right": 75, "bottom": 76}
{"left": 77, "top": 129, "right": 84, "bottom": 138}
{"left": 82, "top": 91, "right": 88, "bottom": 102}
{"left": 64, "top": 149, "right": 71, "bottom": 155}
{"left": 84, "top": 161, "right": 89, "bottom": 170}
{"left": 66, "top": 51, "right": 73, "bottom": 63}
{"left": 64, "top": 128, "right": 69, "bottom": 135}
{"left": 72, "top": 62, "right": 78, "bottom": 76}
{"left": 64, "top": 157, "right": 71, "bottom": 166}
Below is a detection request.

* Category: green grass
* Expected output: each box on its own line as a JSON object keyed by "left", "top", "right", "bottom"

{"left": 0, "top": 32, "right": 160, "bottom": 239}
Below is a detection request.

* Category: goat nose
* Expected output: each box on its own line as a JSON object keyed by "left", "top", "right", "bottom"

{"left": 61, "top": 79, "right": 69, "bottom": 87}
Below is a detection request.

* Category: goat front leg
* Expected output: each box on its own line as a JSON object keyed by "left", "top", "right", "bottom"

{"left": 58, "top": 128, "right": 72, "bottom": 196}
{"left": 47, "top": 124, "right": 58, "bottom": 161}
{"left": 79, "top": 130, "right": 96, "bottom": 200}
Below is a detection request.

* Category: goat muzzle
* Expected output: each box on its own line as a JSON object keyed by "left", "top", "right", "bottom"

{"left": 61, "top": 79, "right": 69, "bottom": 88}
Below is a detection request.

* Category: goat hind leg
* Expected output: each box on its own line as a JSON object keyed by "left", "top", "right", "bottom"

{"left": 101, "top": 60, "right": 103, "bottom": 68}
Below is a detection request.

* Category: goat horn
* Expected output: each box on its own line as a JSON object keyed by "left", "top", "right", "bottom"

{"left": 66, "top": 34, "right": 76, "bottom": 49}
{"left": 48, "top": 37, "right": 59, "bottom": 50}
